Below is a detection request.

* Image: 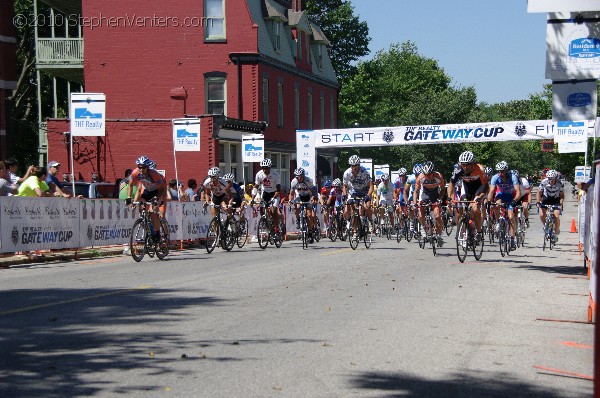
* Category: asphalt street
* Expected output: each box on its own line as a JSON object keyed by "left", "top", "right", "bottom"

{"left": 0, "top": 189, "right": 592, "bottom": 397}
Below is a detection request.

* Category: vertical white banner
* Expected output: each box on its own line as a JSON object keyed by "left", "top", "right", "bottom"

{"left": 553, "top": 120, "right": 587, "bottom": 142}
{"left": 360, "top": 158, "right": 373, "bottom": 178}
{"left": 552, "top": 79, "right": 598, "bottom": 121}
{"left": 242, "top": 134, "right": 265, "bottom": 162}
{"left": 296, "top": 130, "right": 316, "bottom": 180}
{"left": 173, "top": 118, "right": 201, "bottom": 152}
{"left": 70, "top": 93, "right": 106, "bottom": 136}
{"left": 373, "top": 164, "right": 390, "bottom": 180}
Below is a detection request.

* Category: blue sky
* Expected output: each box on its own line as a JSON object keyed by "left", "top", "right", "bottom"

{"left": 352, "top": 0, "right": 548, "bottom": 104}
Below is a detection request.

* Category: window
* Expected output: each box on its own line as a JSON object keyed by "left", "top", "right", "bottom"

{"left": 320, "top": 95, "right": 325, "bottom": 129}
{"left": 330, "top": 98, "right": 335, "bottom": 128}
{"left": 277, "top": 82, "right": 284, "bottom": 128}
{"left": 219, "top": 142, "right": 240, "bottom": 181}
{"left": 204, "top": 0, "right": 225, "bottom": 40}
{"left": 294, "top": 88, "right": 300, "bottom": 130}
{"left": 264, "top": 152, "right": 289, "bottom": 190}
{"left": 206, "top": 78, "right": 226, "bottom": 115}
{"left": 273, "top": 20, "right": 282, "bottom": 51}
{"left": 296, "top": 31, "right": 302, "bottom": 61}
{"left": 262, "top": 79, "right": 269, "bottom": 123}
{"left": 317, "top": 45, "right": 323, "bottom": 69}
{"left": 307, "top": 92, "right": 313, "bottom": 130}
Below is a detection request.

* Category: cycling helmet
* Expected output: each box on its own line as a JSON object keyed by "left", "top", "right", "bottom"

{"left": 459, "top": 151, "right": 474, "bottom": 164}
{"left": 260, "top": 158, "right": 272, "bottom": 168}
{"left": 495, "top": 161, "right": 508, "bottom": 171}
{"left": 136, "top": 155, "right": 151, "bottom": 167}
{"left": 294, "top": 167, "right": 305, "bottom": 176}
{"left": 422, "top": 161, "right": 434, "bottom": 174}
{"left": 332, "top": 178, "right": 342, "bottom": 187}
{"left": 397, "top": 167, "right": 407, "bottom": 176}
{"left": 348, "top": 155, "right": 360, "bottom": 166}
{"left": 324, "top": 179, "right": 332, "bottom": 187}
{"left": 208, "top": 167, "right": 220, "bottom": 177}
{"left": 413, "top": 164, "right": 422, "bottom": 175}
{"left": 223, "top": 173, "right": 235, "bottom": 181}
{"left": 510, "top": 169, "right": 519, "bottom": 177}
{"left": 147, "top": 159, "right": 156, "bottom": 169}
{"left": 381, "top": 174, "right": 389, "bottom": 181}
{"left": 546, "top": 169, "right": 558, "bottom": 179}
{"left": 484, "top": 166, "right": 493, "bottom": 175}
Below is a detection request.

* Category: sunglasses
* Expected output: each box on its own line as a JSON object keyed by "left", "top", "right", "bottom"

{"left": 138, "top": 165, "right": 147, "bottom": 169}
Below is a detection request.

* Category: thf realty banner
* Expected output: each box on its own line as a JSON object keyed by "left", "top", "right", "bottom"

{"left": 70, "top": 93, "right": 106, "bottom": 136}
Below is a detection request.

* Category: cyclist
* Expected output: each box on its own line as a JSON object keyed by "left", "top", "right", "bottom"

{"left": 536, "top": 169, "right": 564, "bottom": 241}
{"left": 404, "top": 163, "right": 422, "bottom": 234}
{"left": 320, "top": 180, "right": 332, "bottom": 234}
{"left": 342, "top": 155, "right": 374, "bottom": 230}
{"left": 223, "top": 173, "right": 245, "bottom": 220}
{"left": 289, "top": 167, "right": 317, "bottom": 240}
{"left": 375, "top": 174, "right": 396, "bottom": 230}
{"left": 447, "top": 151, "right": 488, "bottom": 240}
{"left": 202, "top": 167, "right": 231, "bottom": 219}
{"left": 414, "top": 161, "right": 445, "bottom": 246}
{"left": 512, "top": 169, "right": 531, "bottom": 225}
{"left": 126, "top": 156, "right": 168, "bottom": 243}
{"left": 254, "top": 158, "right": 282, "bottom": 231}
{"left": 487, "top": 161, "right": 521, "bottom": 250}
{"left": 393, "top": 168, "right": 408, "bottom": 230}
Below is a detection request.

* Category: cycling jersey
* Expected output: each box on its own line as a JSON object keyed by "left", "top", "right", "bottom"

{"left": 405, "top": 174, "right": 418, "bottom": 200}
{"left": 227, "top": 182, "right": 244, "bottom": 197}
{"left": 130, "top": 168, "right": 166, "bottom": 192}
{"left": 343, "top": 166, "right": 371, "bottom": 195}
{"left": 203, "top": 177, "right": 229, "bottom": 197}
{"left": 290, "top": 176, "right": 315, "bottom": 199}
{"left": 538, "top": 178, "right": 563, "bottom": 199}
{"left": 329, "top": 187, "right": 344, "bottom": 206}
{"left": 416, "top": 172, "right": 444, "bottom": 202}
{"left": 377, "top": 181, "right": 395, "bottom": 205}
{"left": 517, "top": 177, "right": 530, "bottom": 200}
{"left": 254, "top": 170, "right": 280, "bottom": 194}
{"left": 450, "top": 164, "right": 488, "bottom": 199}
{"left": 490, "top": 173, "right": 519, "bottom": 196}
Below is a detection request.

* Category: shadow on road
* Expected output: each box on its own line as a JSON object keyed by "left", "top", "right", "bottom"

{"left": 348, "top": 369, "right": 590, "bottom": 398}
{"left": 515, "top": 264, "right": 587, "bottom": 276}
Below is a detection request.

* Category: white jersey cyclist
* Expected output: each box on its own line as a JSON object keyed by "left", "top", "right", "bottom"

{"left": 377, "top": 181, "right": 395, "bottom": 206}
{"left": 517, "top": 177, "right": 530, "bottom": 200}
{"left": 202, "top": 177, "right": 229, "bottom": 197}
{"left": 255, "top": 169, "right": 280, "bottom": 194}
{"left": 290, "top": 176, "right": 315, "bottom": 200}
{"left": 343, "top": 166, "right": 371, "bottom": 196}
{"left": 538, "top": 177, "right": 563, "bottom": 199}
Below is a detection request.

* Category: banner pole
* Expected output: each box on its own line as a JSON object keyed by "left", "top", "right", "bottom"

{"left": 172, "top": 120, "right": 180, "bottom": 201}
{"left": 70, "top": 132, "right": 75, "bottom": 195}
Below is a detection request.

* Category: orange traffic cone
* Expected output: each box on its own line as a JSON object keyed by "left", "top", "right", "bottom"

{"left": 570, "top": 218, "right": 577, "bottom": 233}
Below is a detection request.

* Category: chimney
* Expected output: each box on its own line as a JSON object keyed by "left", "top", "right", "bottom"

{"left": 292, "top": 0, "right": 302, "bottom": 12}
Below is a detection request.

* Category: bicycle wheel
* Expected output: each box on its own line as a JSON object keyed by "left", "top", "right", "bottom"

{"left": 327, "top": 218, "right": 337, "bottom": 242}
{"left": 313, "top": 218, "right": 322, "bottom": 242}
{"left": 155, "top": 218, "right": 170, "bottom": 260}
{"left": 444, "top": 212, "right": 454, "bottom": 236}
{"left": 498, "top": 219, "right": 506, "bottom": 257}
{"left": 542, "top": 220, "right": 548, "bottom": 251}
{"left": 349, "top": 214, "right": 360, "bottom": 250}
{"left": 547, "top": 219, "right": 554, "bottom": 250}
{"left": 257, "top": 217, "right": 269, "bottom": 249}
{"left": 236, "top": 218, "right": 248, "bottom": 248}
{"left": 221, "top": 220, "right": 236, "bottom": 252}
{"left": 396, "top": 216, "right": 403, "bottom": 243}
{"left": 130, "top": 219, "right": 147, "bottom": 262}
{"left": 427, "top": 218, "right": 437, "bottom": 256}
{"left": 405, "top": 218, "right": 413, "bottom": 242}
{"left": 206, "top": 218, "right": 220, "bottom": 254}
{"left": 505, "top": 221, "right": 512, "bottom": 256}
{"left": 385, "top": 216, "right": 392, "bottom": 240}
{"left": 363, "top": 219, "right": 372, "bottom": 249}
{"left": 472, "top": 226, "right": 484, "bottom": 260}
{"left": 274, "top": 219, "right": 284, "bottom": 248}
{"left": 338, "top": 216, "right": 348, "bottom": 241}
{"left": 455, "top": 219, "right": 468, "bottom": 263}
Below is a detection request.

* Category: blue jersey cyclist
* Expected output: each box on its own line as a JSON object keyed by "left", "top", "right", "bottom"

{"left": 487, "top": 161, "right": 521, "bottom": 250}
{"left": 289, "top": 167, "right": 317, "bottom": 237}
{"left": 223, "top": 173, "right": 245, "bottom": 219}
{"left": 326, "top": 178, "right": 345, "bottom": 207}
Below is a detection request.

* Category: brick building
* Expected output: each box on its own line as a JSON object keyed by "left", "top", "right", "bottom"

{"left": 0, "top": 0, "right": 17, "bottom": 159}
{"left": 45, "top": 0, "right": 339, "bottom": 188}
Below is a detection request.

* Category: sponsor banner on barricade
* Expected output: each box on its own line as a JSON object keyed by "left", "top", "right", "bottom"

{"left": 0, "top": 197, "right": 80, "bottom": 253}
{"left": 588, "top": 165, "right": 599, "bottom": 303}
{"left": 181, "top": 201, "right": 212, "bottom": 240}
{"left": 79, "top": 199, "right": 138, "bottom": 247}
{"left": 284, "top": 203, "right": 324, "bottom": 234}
{"left": 165, "top": 201, "right": 184, "bottom": 241}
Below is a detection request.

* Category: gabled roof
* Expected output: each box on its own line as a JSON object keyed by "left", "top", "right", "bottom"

{"left": 262, "top": 0, "right": 288, "bottom": 21}
{"left": 287, "top": 10, "right": 312, "bottom": 32}
{"left": 308, "top": 20, "right": 331, "bottom": 46}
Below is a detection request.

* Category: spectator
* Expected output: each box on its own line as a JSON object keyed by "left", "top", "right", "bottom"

{"left": 119, "top": 168, "right": 137, "bottom": 200}
{"left": 167, "top": 179, "right": 184, "bottom": 201}
{"left": 0, "top": 161, "right": 17, "bottom": 196}
{"left": 17, "top": 166, "right": 53, "bottom": 197}
{"left": 46, "top": 161, "right": 72, "bottom": 198}
{"left": 185, "top": 179, "right": 199, "bottom": 201}
{"left": 5, "top": 158, "right": 34, "bottom": 187}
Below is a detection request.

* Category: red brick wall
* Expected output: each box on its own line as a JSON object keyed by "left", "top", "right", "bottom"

{"left": 46, "top": 118, "right": 217, "bottom": 184}
{"left": 0, "top": 0, "right": 17, "bottom": 159}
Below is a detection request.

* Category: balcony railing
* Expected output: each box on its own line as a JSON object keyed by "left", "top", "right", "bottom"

{"left": 36, "top": 38, "right": 83, "bottom": 65}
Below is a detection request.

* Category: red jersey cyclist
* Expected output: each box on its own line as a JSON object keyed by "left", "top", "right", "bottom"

{"left": 126, "top": 156, "right": 168, "bottom": 243}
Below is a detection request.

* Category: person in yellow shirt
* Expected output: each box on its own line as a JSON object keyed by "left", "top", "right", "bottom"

{"left": 17, "top": 167, "right": 53, "bottom": 197}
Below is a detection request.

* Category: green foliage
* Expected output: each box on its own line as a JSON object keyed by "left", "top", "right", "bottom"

{"left": 304, "top": 0, "right": 370, "bottom": 83}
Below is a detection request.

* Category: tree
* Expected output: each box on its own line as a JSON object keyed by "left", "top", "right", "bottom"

{"left": 304, "top": 0, "right": 370, "bottom": 83}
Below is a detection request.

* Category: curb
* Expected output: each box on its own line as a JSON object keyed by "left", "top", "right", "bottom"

{"left": 0, "top": 248, "right": 126, "bottom": 268}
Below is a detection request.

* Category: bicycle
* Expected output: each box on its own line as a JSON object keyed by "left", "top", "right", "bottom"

{"left": 416, "top": 201, "right": 439, "bottom": 256}
{"left": 491, "top": 203, "right": 513, "bottom": 257}
{"left": 453, "top": 200, "right": 484, "bottom": 263}
{"left": 395, "top": 204, "right": 409, "bottom": 243}
{"left": 514, "top": 205, "right": 527, "bottom": 248}
{"left": 205, "top": 203, "right": 236, "bottom": 253}
{"left": 232, "top": 207, "right": 249, "bottom": 249}
{"left": 539, "top": 204, "right": 562, "bottom": 251}
{"left": 376, "top": 204, "right": 393, "bottom": 240}
{"left": 441, "top": 203, "right": 454, "bottom": 236}
{"left": 256, "top": 199, "right": 284, "bottom": 250}
{"left": 483, "top": 201, "right": 497, "bottom": 244}
{"left": 129, "top": 199, "right": 170, "bottom": 262}
{"left": 326, "top": 205, "right": 347, "bottom": 242}
{"left": 347, "top": 196, "right": 372, "bottom": 250}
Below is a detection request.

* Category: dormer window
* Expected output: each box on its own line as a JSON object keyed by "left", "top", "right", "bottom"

{"left": 273, "top": 20, "right": 282, "bottom": 51}
{"left": 296, "top": 31, "right": 303, "bottom": 61}
{"left": 317, "top": 45, "right": 323, "bottom": 69}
